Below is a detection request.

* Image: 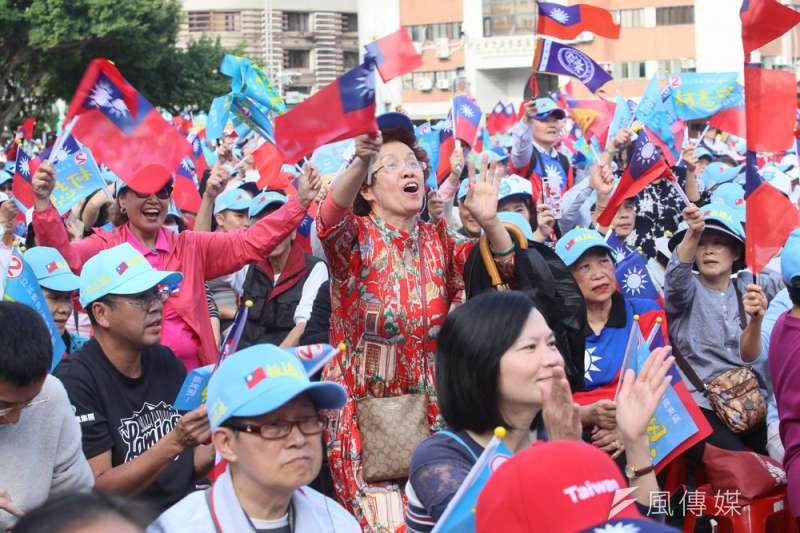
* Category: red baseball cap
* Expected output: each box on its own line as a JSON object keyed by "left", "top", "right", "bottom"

{"left": 476, "top": 441, "right": 671, "bottom": 533}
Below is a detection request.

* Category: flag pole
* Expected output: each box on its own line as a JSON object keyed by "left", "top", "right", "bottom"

{"left": 645, "top": 316, "right": 663, "bottom": 347}
{"left": 668, "top": 177, "right": 693, "bottom": 207}
{"left": 47, "top": 116, "right": 78, "bottom": 164}
{"left": 613, "top": 315, "right": 640, "bottom": 401}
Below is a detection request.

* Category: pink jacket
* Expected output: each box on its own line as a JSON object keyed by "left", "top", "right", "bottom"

{"left": 33, "top": 198, "right": 308, "bottom": 366}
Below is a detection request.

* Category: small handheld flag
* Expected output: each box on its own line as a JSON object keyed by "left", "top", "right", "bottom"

{"left": 532, "top": 38, "right": 613, "bottom": 94}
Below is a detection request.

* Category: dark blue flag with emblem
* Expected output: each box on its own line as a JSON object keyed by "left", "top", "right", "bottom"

{"left": 615, "top": 250, "right": 659, "bottom": 300}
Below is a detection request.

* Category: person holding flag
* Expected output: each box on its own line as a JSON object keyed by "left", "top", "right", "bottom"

{"left": 54, "top": 243, "right": 214, "bottom": 511}
{"left": 29, "top": 160, "right": 323, "bottom": 371}
{"left": 316, "top": 112, "right": 514, "bottom": 529}
{"left": 0, "top": 192, "right": 21, "bottom": 295}
{"left": 665, "top": 203, "right": 783, "bottom": 454}
{"left": 555, "top": 228, "right": 667, "bottom": 456}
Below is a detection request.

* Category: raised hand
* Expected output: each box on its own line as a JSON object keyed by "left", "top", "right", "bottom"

{"left": 615, "top": 346, "right": 674, "bottom": 443}
{"left": 354, "top": 132, "right": 382, "bottom": 164}
{"left": 743, "top": 283, "right": 768, "bottom": 320}
{"left": 0, "top": 199, "right": 19, "bottom": 229}
{"left": 682, "top": 145, "right": 698, "bottom": 173}
{"left": 533, "top": 203, "right": 555, "bottom": 243}
{"left": 542, "top": 366, "right": 582, "bottom": 441}
{"left": 32, "top": 160, "right": 56, "bottom": 203}
{"left": 172, "top": 406, "right": 211, "bottom": 449}
{"left": 682, "top": 204, "right": 705, "bottom": 235}
{"left": 448, "top": 145, "right": 465, "bottom": 183}
{"left": 296, "top": 164, "right": 323, "bottom": 208}
{"left": 203, "top": 164, "right": 230, "bottom": 200}
{"left": 522, "top": 99, "right": 538, "bottom": 125}
{"left": 588, "top": 163, "right": 614, "bottom": 200}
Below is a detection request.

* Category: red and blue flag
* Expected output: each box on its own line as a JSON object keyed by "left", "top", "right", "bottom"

{"left": 275, "top": 62, "right": 378, "bottom": 164}
{"left": 615, "top": 251, "right": 659, "bottom": 301}
{"left": 436, "top": 113, "right": 456, "bottom": 184}
{"left": 452, "top": 95, "right": 482, "bottom": 147}
{"left": 173, "top": 158, "right": 202, "bottom": 213}
{"left": 12, "top": 148, "right": 36, "bottom": 209}
{"left": 741, "top": 0, "right": 800, "bottom": 56}
{"left": 536, "top": 1, "right": 620, "bottom": 40}
{"left": 65, "top": 58, "right": 192, "bottom": 196}
{"left": 365, "top": 28, "right": 423, "bottom": 83}
{"left": 744, "top": 64, "right": 796, "bottom": 153}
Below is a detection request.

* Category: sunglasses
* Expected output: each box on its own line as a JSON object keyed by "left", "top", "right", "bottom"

{"left": 132, "top": 184, "right": 173, "bottom": 200}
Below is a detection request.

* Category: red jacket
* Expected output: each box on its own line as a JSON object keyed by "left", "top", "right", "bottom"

{"left": 33, "top": 198, "right": 308, "bottom": 366}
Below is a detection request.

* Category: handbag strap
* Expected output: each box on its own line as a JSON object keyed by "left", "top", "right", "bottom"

{"left": 438, "top": 430, "right": 479, "bottom": 462}
{"left": 671, "top": 343, "right": 707, "bottom": 395}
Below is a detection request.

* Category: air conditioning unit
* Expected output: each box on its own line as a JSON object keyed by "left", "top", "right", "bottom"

{"left": 435, "top": 38, "right": 450, "bottom": 59}
{"left": 436, "top": 78, "right": 451, "bottom": 90}
{"left": 415, "top": 78, "right": 433, "bottom": 91}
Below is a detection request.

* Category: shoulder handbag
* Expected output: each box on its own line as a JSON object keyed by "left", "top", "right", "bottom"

{"left": 672, "top": 284, "right": 766, "bottom": 434}
{"left": 356, "top": 231, "right": 432, "bottom": 483}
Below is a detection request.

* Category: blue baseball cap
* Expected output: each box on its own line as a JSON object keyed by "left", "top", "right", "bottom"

{"left": 498, "top": 175, "right": 533, "bottom": 204}
{"left": 668, "top": 203, "right": 746, "bottom": 254}
{"left": 555, "top": 228, "right": 615, "bottom": 267}
{"left": 695, "top": 146, "right": 713, "bottom": 161}
{"left": 0, "top": 170, "right": 12, "bottom": 186}
{"left": 702, "top": 162, "right": 743, "bottom": 188}
{"left": 249, "top": 191, "right": 288, "bottom": 218}
{"left": 24, "top": 246, "right": 80, "bottom": 292}
{"left": 497, "top": 211, "right": 535, "bottom": 242}
{"left": 782, "top": 229, "right": 800, "bottom": 287}
{"left": 377, "top": 112, "right": 415, "bottom": 136}
{"left": 78, "top": 243, "right": 183, "bottom": 307}
{"left": 214, "top": 188, "right": 253, "bottom": 215}
{"left": 489, "top": 146, "right": 510, "bottom": 162}
{"left": 710, "top": 183, "right": 745, "bottom": 214}
{"left": 206, "top": 344, "right": 347, "bottom": 429}
{"left": 533, "top": 97, "right": 567, "bottom": 121}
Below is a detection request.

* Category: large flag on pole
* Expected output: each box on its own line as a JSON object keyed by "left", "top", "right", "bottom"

{"left": 536, "top": 1, "right": 620, "bottom": 40}
{"left": 65, "top": 59, "right": 192, "bottom": 195}
{"left": 744, "top": 151, "right": 800, "bottom": 274}
{"left": 667, "top": 72, "right": 743, "bottom": 121}
{"left": 597, "top": 130, "right": 670, "bottom": 227}
{"left": 744, "top": 64, "right": 796, "bottom": 153}
{"left": 532, "top": 38, "right": 613, "bottom": 94}
{"left": 274, "top": 62, "right": 378, "bottom": 164}
{"left": 365, "top": 28, "right": 423, "bottom": 82}
{"left": 740, "top": 0, "right": 800, "bottom": 57}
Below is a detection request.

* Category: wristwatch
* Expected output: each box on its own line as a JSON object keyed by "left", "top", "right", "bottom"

{"left": 625, "top": 462, "right": 655, "bottom": 481}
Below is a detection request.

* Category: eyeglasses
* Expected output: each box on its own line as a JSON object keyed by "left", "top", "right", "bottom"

{"left": 107, "top": 286, "right": 171, "bottom": 310}
{"left": 225, "top": 414, "right": 328, "bottom": 440}
{"left": 0, "top": 182, "right": 12, "bottom": 193}
{"left": 132, "top": 185, "right": 173, "bottom": 200}
{"left": 0, "top": 396, "right": 49, "bottom": 417}
{"left": 374, "top": 158, "right": 425, "bottom": 175}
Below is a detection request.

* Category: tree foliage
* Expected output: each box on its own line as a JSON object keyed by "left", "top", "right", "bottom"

{"left": 0, "top": 0, "right": 232, "bottom": 132}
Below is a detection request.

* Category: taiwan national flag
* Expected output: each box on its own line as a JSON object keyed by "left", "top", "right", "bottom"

{"left": 741, "top": 0, "right": 800, "bottom": 57}
{"left": 709, "top": 101, "right": 746, "bottom": 138}
{"left": 744, "top": 151, "right": 800, "bottom": 274}
{"left": 615, "top": 251, "right": 659, "bottom": 300}
{"left": 12, "top": 148, "right": 36, "bottom": 209}
{"left": 188, "top": 133, "right": 209, "bottom": 181}
{"left": 532, "top": 38, "right": 613, "bottom": 94}
{"left": 536, "top": 1, "right": 621, "bottom": 40}
{"left": 65, "top": 58, "right": 192, "bottom": 196}
{"left": 173, "top": 158, "right": 202, "bottom": 213}
{"left": 252, "top": 141, "right": 283, "bottom": 190}
{"left": 365, "top": 28, "right": 423, "bottom": 83}
{"left": 452, "top": 95, "right": 482, "bottom": 147}
{"left": 744, "top": 64, "right": 796, "bottom": 153}
{"left": 619, "top": 321, "right": 711, "bottom": 471}
{"left": 275, "top": 62, "right": 378, "bottom": 164}
{"left": 436, "top": 114, "right": 456, "bottom": 184}
{"left": 597, "top": 130, "right": 670, "bottom": 227}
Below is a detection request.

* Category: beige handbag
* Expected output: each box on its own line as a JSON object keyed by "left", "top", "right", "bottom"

{"left": 356, "top": 393, "right": 430, "bottom": 482}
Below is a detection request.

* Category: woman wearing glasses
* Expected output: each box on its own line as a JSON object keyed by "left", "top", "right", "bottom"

{"left": 29, "top": 161, "right": 322, "bottom": 371}
{"left": 316, "top": 112, "right": 514, "bottom": 530}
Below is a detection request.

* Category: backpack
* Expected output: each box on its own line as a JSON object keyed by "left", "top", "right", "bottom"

{"left": 464, "top": 226, "right": 587, "bottom": 391}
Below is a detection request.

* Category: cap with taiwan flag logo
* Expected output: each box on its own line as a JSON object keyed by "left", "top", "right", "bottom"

{"left": 78, "top": 242, "right": 183, "bottom": 307}
{"left": 476, "top": 440, "right": 679, "bottom": 533}
{"left": 249, "top": 191, "right": 288, "bottom": 218}
{"left": 213, "top": 188, "right": 253, "bottom": 215}
{"left": 555, "top": 227, "right": 615, "bottom": 268}
{"left": 24, "top": 246, "right": 80, "bottom": 292}
{"left": 205, "top": 344, "right": 347, "bottom": 429}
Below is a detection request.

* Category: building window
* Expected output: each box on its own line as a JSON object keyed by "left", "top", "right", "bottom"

{"left": 187, "top": 11, "right": 239, "bottom": 33}
{"left": 656, "top": 6, "right": 694, "bottom": 26}
{"left": 657, "top": 59, "right": 696, "bottom": 76}
{"left": 483, "top": 0, "right": 537, "bottom": 37}
{"left": 404, "top": 70, "right": 459, "bottom": 91}
{"left": 343, "top": 51, "right": 359, "bottom": 70}
{"left": 285, "top": 49, "right": 310, "bottom": 69}
{"left": 611, "top": 8, "right": 645, "bottom": 28}
{"left": 342, "top": 13, "right": 358, "bottom": 33}
{"left": 405, "top": 22, "right": 461, "bottom": 42}
{"left": 285, "top": 12, "right": 309, "bottom": 32}
{"left": 609, "top": 61, "right": 647, "bottom": 80}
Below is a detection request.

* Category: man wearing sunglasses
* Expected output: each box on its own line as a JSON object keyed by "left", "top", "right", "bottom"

{"left": 151, "top": 344, "right": 359, "bottom": 532}
{"left": 0, "top": 302, "right": 93, "bottom": 529}
{"left": 54, "top": 243, "right": 215, "bottom": 511}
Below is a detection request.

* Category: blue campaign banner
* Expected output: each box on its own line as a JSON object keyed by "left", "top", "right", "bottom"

{"left": 667, "top": 72, "right": 743, "bottom": 120}
{"left": 174, "top": 364, "right": 214, "bottom": 412}
{"left": 417, "top": 128, "right": 440, "bottom": 188}
{"left": 51, "top": 144, "right": 107, "bottom": 215}
{"left": 310, "top": 139, "right": 355, "bottom": 181}
{"left": 2, "top": 249, "right": 67, "bottom": 372}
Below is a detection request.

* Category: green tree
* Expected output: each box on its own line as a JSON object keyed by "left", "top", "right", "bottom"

{"left": 0, "top": 0, "right": 233, "bottom": 132}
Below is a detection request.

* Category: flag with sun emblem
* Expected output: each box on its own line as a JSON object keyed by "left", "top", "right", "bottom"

{"left": 536, "top": 1, "right": 621, "bottom": 40}
{"left": 12, "top": 147, "right": 35, "bottom": 209}
{"left": 597, "top": 129, "right": 670, "bottom": 227}
{"left": 64, "top": 58, "right": 192, "bottom": 196}
{"left": 615, "top": 250, "right": 659, "bottom": 300}
{"left": 452, "top": 95, "right": 482, "bottom": 147}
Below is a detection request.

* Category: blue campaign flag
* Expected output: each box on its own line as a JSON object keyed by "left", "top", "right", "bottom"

{"left": 668, "top": 72, "right": 743, "bottom": 120}
{"left": 48, "top": 138, "right": 107, "bottom": 215}
{"left": 220, "top": 55, "right": 286, "bottom": 115}
{"left": 286, "top": 344, "right": 342, "bottom": 376}
{"left": 310, "top": 139, "right": 355, "bottom": 179}
{"left": 417, "top": 128, "right": 441, "bottom": 189}
{"left": 606, "top": 93, "right": 636, "bottom": 151}
{"left": 2, "top": 249, "right": 67, "bottom": 372}
{"left": 636, "top": 75, "right": 675, "bottom": 155}
{"left": 622, "top": 322, "right": 701, "bottom": 467}
{"left": 207, "top": 94, "right": 232, "bottom": 141}
{"left": 433, "top": 433, "right": 513, "bottom": 532}
{"left": 615, "top": 250, "right": 659, "bottom": 300}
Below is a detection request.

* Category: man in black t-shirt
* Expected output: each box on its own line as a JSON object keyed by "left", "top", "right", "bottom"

{"left": 55, "top": 243, "right": 214, "bottom": 510}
